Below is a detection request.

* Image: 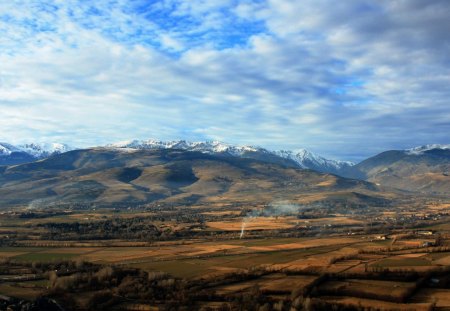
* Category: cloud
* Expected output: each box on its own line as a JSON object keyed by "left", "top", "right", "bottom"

{"left": 0, "top": 0, "right": 449, "bottom": 161}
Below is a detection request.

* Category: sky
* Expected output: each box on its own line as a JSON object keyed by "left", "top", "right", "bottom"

{"left": 0, "top": 0, "right": 449, "bottom": 161}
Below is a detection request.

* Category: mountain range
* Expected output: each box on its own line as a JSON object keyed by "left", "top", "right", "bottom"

{"left": 0, "top": 140, "right": 354, "bottom": 173}
{"left": 0, "top": 147, "right": 387, "bottom": 209}
{"left": 107, "top": 140, "right": 354, "bottom": 174}
{"left": 0, "top": 140, "right": 448, "bottom": 197}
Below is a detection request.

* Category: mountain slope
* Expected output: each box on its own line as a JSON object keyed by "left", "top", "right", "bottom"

{"left": 0, "top": 148, "right": 387, "bottom": 209}
{"left": 341, "top": 145, "right": 450, "bottom": 194}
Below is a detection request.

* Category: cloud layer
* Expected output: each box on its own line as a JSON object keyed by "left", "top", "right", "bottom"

{"left": 1, "top": 0, "right": 449, "bottom": 161}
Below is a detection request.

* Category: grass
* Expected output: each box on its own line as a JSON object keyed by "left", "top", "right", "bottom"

{"left": 372, "top": 257, "right": 432, "bottom": 267}
{"left": 0, "top": 247, "right": 49, "bottom": 253}
{"left": 413, "top": 288, "right": 450, "bottom": 308}
{"left": 426, "top": 252, "right": 450, "bottom": 260}
{"left": 0, "top": 283, "right": 45, "bottom": 300}
{"left": 26, "top": 279, "right": 50, "bottom": 287}
{"left": 220, "top": 249, "right": 317, "bottom": 268}
{"left": 322, "top": 296, "right": 432, "bottom": 311}
{"left": 12, "top": 252, "right": 79, "bottom": 262}
{"left": 131, "top": 259, "right": 216, "bottom": 279}
{"left": 65, "top": 236, "right": 365, "bottom": 277}
{"left": 319, "top": 279, "right": 417, "bottom": 302}
{"left": 258, "top": 274, "right": 317, "bottom": 293}
{"left": 129, "top": 243, "right": 348, "bottom": 278}
{"left": 241, "top": 238, "right": 305, "bottom": 247}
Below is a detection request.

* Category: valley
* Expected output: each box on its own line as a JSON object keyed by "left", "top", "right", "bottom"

{"left": 1, "top": 195, "right": 450, "bottom": 310}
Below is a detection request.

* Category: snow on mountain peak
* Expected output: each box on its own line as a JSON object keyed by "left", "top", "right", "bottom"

{"left": 2, "top": 138, "right": 357, "bottom": 174}
{"left": 108, "top": 139, "right": 354, "bottom": 172}
{"left": 107, "top": 139, "right": 260, "bottom": 156}
{"left": 275, "top": 148, "right": 354, "bottom": 171}
{"left": 17, "top": 143, "right": 73, "bottom": 158}
{"left": 0, "top": 142, "right": 21, "bottom": 156}
{"left": 406, "top": 144, "right": 450, "bottom": 155}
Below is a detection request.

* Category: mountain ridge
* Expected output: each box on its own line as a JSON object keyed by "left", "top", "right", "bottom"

{"left": 0, "top": 147, "right": 389, "bottom": 209}
{"left": 1, "top": 139, "right": 354, "bottom": 174}
{"left": 1, "top": 140, "right": 449, "bottom": 194}
{"left": 106, "top": 139, "right": 354, "bottom": 174}
{"left": 341, "top": 147, "right": 450, "bottom": 194}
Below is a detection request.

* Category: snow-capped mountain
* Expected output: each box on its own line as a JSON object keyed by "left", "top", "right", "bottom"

{"left": 274, "top": 149, "right": 354, "bottom": 173}
{"left": 2, "top": 140, "right": 448, "bottom": 191}
{"left": 108, "top": 140, "right": 260, "bottom": 156}
{"left": 405, "top": 144, "right": 450, "bottom": 155}
{"left": 107, "top": 139, "right": 354, "bottom": 174}
{"left": 0, "top": 142, "right": 74, "bottom": 166}
{"left": 3, "top": 139, "right": 353, "bottom": 173}
{"left": 0, "top": 142, "right": 21, "bottom": 156}
{"left": 18, "top": 143, "right": 73, "bottom": 158}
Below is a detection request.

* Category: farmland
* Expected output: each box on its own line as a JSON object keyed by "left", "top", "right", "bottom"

{"left": 1, "top": 198, "right": 450, "bottom": 310}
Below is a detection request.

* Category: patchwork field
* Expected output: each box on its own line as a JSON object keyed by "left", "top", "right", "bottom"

{"left": 1, "top": 198, "right": 450, "bottom": 310}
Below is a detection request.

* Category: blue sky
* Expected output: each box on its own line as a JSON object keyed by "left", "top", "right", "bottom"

{"left": 0, "top": 0, "right": 449, "bottom": 161}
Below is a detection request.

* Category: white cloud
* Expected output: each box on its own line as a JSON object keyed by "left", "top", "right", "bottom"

{"left": 159, "top": 34, "right": 184, "bottom": 51}
{"left": 0, "top": 0, "right": 449, "bottom": 161}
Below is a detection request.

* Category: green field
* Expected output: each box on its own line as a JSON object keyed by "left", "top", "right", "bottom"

{"left": 0, "top": 283, "right": 45, "bottom": 300}
{"left": 372, "top": 257, "right": 432, "bottom": 267}
{"left": 12, "top": 252, "right": 79, "bottom": 262}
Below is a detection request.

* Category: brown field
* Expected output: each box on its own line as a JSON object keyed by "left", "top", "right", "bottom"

{"left": 427, "top": 203, "right": 450, "bottom": 210}
{"left": 131, "top": 259, "right": 226, "bottom": 279}
{"left": 200, "top": 211, "right": 242, "bottom": 216}
{"left": 1, "top": 196, "right": 450, "bottom": 310}
{"left": 0, "top": 283, "right": 45, "bottom": 300}
{"left": 320, "top": 296, "right": 432, "bottom": 311}
{"left": 394, "top": 239, "right": 434, "bottom": 247}
{"left": 299, "top": 216, "right": 363, "bottom": 225}
{"left": 371, "top": 255, "right": 433, "bottom": 268}
{"left": 206, "top": 216, "right": 297, "bottom": 231}
{"left": 413, "top": 288, "right": 450, "bottom": 308}
{"left": 326, "top": 260, "right": 362, "bottom": 273}
{"left": 257, "top": 274, "right": 317, "bottom": 293}
{"left": 399, "top": 253, "right": 428, "bottom": 258}
{"left": 319, "top": 279, "right": 416, "bottom": 302}
{"left": 433, "top": 254, "right": 450, "bottom": 265}
{"left": 1, "top": 236, "right": 361, "bottom": 270}
{"left": 0, "top": 251, "right": 29, "bottom": 258}
{"left": 207, "top": 273, "right": 315, "bottom": 295}
{"left": 117, "top": 238, "right": 365, "bottom": 278}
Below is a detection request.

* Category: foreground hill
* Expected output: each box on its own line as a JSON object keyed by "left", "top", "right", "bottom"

{"left": 341, "top": 145, "right": 450, "bottom": 194}
{"left": 0, "top": 148, "right": 388, "bottom": 209}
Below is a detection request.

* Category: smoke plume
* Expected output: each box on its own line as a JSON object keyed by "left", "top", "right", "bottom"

{"left": 239, "top": 200, "right": 303, "bottom": 238}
